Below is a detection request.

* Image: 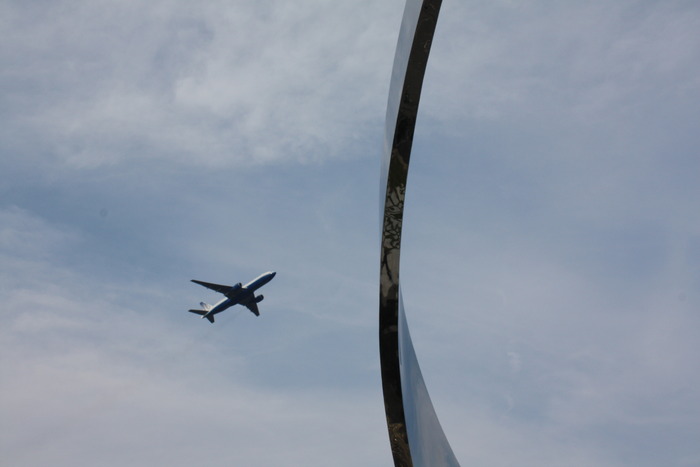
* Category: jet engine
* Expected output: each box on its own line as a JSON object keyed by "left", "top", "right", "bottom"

{"left": 230, "top": 282, "right": 243, "bottom": 291}
{"left": 255, "top": 295, "right": 264, "bottom": 303}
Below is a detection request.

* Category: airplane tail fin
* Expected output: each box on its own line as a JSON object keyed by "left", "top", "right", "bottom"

{"left": 200, "top": 302, "right": 213, "bottom": 311}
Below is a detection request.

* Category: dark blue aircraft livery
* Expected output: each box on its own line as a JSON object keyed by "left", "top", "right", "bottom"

{"left": 189, "top": 271, "right": 276, "bottom": 323}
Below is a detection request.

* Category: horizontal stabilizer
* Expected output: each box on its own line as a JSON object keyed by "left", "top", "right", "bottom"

{"left": 188, "top": 309, "right": 215, "bottom": 323}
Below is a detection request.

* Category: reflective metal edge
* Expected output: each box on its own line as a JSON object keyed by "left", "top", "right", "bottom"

{"left": 379, "top": 0, "right": 459, "bottom": 466}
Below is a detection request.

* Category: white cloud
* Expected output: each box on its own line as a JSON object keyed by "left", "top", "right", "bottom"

{"left": 424, "top": 1, "right": 700, "bottom": 124}
{"left": 0, "top": 205, "right": 390, "bottom": 466}
{"left": 1, "top": 1, "right": 402, "bottom": 170}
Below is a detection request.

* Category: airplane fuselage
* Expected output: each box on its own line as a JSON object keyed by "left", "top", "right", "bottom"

{"left": 209, "top": 297, "right": 236, "bottom": 315}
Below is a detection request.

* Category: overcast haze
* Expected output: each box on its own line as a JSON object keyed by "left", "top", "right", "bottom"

{"left": 2, "top": 1, "right": 700, "bottom": 466}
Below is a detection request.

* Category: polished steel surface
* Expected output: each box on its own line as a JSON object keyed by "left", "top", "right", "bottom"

{"left": 398, "top": 294, "right": 460, "bottom": 466}
{"left": 379, "top": 0, "right": 459, "bottom": 465}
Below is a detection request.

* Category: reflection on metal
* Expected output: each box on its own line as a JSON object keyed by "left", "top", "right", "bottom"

{"left": 379, "top": 0, "right": 459, "bottom": 466}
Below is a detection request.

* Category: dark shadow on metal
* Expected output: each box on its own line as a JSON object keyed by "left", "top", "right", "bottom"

{"left": 379, "top": 1, "right": 459, "bottom": 466}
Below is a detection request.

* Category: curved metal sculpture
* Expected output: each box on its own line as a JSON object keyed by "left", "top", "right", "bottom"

{"left": 379, "top": 1, "right": 459, "bottom": 466}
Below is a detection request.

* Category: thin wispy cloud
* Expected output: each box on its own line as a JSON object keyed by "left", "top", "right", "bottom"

{"left": 1, "top": 1, "right": 400, "bottom": 169}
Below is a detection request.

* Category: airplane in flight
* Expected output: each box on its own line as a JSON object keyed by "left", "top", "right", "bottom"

{"left": 188, "top": 271, "right": 276, "bottom": 323}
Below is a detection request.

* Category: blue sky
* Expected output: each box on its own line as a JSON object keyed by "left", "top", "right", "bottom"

{"left": 2, "top": 1, "right": 700, "bottom": 466}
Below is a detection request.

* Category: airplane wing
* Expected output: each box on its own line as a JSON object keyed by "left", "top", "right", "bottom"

{"left": 191, "top": 280, "right": 232, "bottom": 295}
{"left": 245, "top": 301, "right": 260, "bottom": 316}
